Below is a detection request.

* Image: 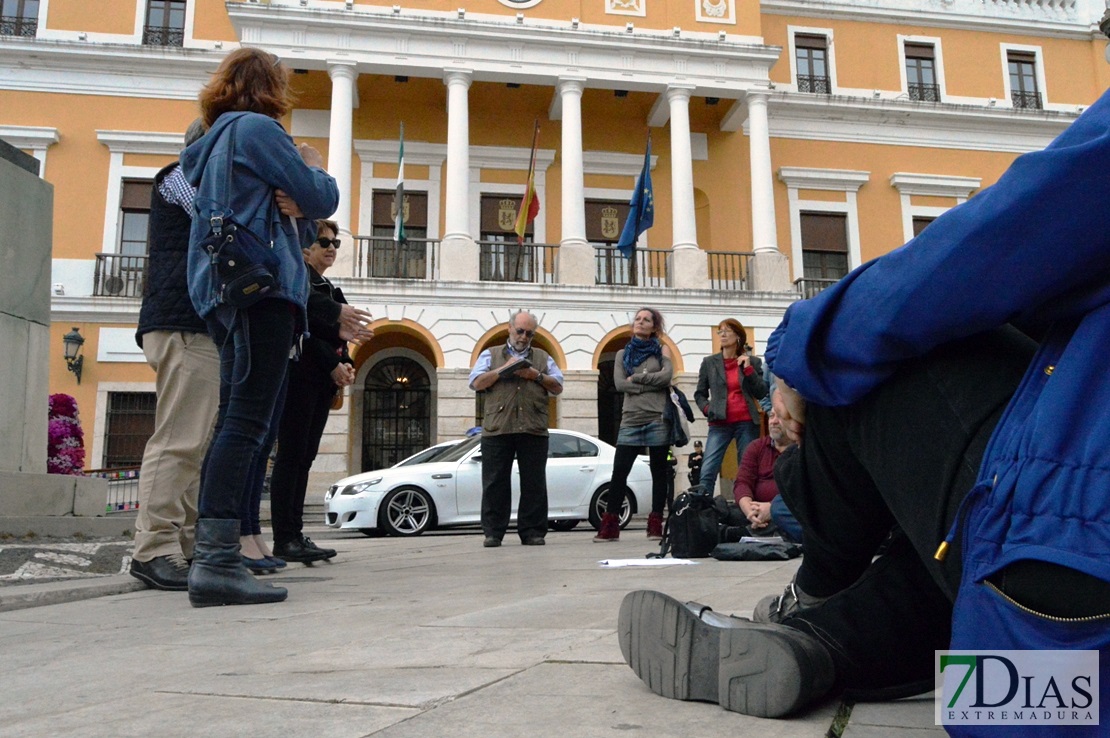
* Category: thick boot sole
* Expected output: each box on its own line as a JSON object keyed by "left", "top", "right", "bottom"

{"left": 189, "top": 586, "right": 288, "bottom": 607}
{"left": 618, "top": 590, "right": 833, "bottom": 718}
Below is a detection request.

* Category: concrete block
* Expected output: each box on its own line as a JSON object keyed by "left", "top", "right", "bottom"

{"left": 72, "top": 476, "right": 109, "bottom": 517}
{"left": 0, "top": 471, "right": 74, "bottom": 516}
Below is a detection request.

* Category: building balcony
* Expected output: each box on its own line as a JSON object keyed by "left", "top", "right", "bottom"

{"left": 908, "top": 83, "right": 941, "bottom": 103}
{"left": 1011, "top": 90, "right": 1043, "bottom": 110}
{"left": 0, "top": 15, "right": 37, "bottom": 37}
{"left": 141, "top": 24, "right": 184, "bottom": 47}
{"left": 797, "top": 75, "right": 831, "bottom": 94}
{"left": 93, "top": 253, "right": 147, "bottom": 298}
{"left": 793, "top": 277, "right": 839, "bottom": 299}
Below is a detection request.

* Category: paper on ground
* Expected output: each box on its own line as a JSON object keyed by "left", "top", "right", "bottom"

{"left": 598, "top": 558, "right": 700, "bottom": 568}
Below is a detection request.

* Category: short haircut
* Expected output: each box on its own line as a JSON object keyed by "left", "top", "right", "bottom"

{"left": 198, "top": 48, "right": 295, "bottom": 129}
{"left": 718, "top": 318, "right": 747, "bottom": 345}
{"left": 510, "top": 309, "right": 538, "bottom": 327}
{"left": 634, "top": 307, "right": 665, "bottom": 336}
{"left": 315, "top": 219, "right": 339, "bottom": 237}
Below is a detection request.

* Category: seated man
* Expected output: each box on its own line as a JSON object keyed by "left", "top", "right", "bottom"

{"left": 731, "top": 401, "right": 800, "bottom": 543}
{"left": 618, "top": 86, "right": 1110, "bottom": 728}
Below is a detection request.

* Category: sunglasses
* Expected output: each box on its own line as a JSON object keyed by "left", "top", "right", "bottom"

{"left": 315, "top": 237, "right": 341, "bottom": 250}
{"left": 513, "top": 328, "right": 535, "bottom": 338}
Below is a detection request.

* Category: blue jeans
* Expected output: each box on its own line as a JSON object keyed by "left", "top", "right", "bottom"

{"left": 698, "top": 421, "right": 759, "bottom": 495}
{"left": 770, "top": 495, "right": 802, "bottom": 544}
{"left": 198, "top": 299, "right": 294, "bottom": 521}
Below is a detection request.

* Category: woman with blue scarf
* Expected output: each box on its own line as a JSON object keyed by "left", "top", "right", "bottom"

{"left": 595, "top": 307, "right": 674, "bottom": 542}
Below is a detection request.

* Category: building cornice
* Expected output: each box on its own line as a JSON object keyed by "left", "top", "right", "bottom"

{"left": 778, "top": 167, "right": 870, "bottom": 192}
{"left": 226, "top": 2, "right": 780, "bottom": 96}
{"left": 761, "top": 0, "right": 1103, "bottom": 40}
{"left": 764, "top": 92, "right": 1076, "bottom": 153}
{"left": 890, "top": 172, "right": 981, "bottom": 198}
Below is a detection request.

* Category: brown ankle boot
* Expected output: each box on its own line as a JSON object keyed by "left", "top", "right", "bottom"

{"left": 593, "top": 512, "right": 621, "bottom": 542}
{"left": 646, "top": 512, "right": 664, "bottom": 540}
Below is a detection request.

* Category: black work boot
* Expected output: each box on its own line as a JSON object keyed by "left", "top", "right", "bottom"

{"left": 188, "top": 519, "right": 287, "bottom": 607}
{"left": 618, "top": 590, "right": 835, "bottom": 718}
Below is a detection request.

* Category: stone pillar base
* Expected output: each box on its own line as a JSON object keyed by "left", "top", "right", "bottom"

{"left": 557, "top": 240, "right": 595, "bottom": 286}
{"left": 749, "top": 251, "right": 792, "bottom": 292}
{"left": 439, "top": 236, "right": 479, "bottom": 282}
{"left": 333, "top": 226, "right": 356, "bottom": 277}
{"left": 670, "top": 246, "right": 708, "bottom": 290}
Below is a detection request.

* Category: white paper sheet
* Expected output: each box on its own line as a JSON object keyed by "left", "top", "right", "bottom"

{"left": 598, "top": 558, "right": 699, "bottom": 568}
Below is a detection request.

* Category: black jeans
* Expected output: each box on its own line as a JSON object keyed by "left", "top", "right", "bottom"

{"left": 198, "top": 300, "right": 294, "bottom": 521}
{"left": 480, "top": 433, "right": 549, "bottom": 541}
{"left": 270, "top": 361, "right": 337, "bottom": 546}
{"left": 775, "top": 326, "right": 1035, "bottom": 694}
{"left": 239, "top": 369, "right": 288, "bottom": 537}
{"left": 608, "top": 444, "right": 671, "bottom": 518}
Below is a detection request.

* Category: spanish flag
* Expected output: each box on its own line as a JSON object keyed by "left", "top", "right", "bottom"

{"left": 514, "top": 119, "right": 541, "bottom": 244}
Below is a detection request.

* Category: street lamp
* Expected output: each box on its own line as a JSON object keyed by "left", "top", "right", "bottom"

{"left": 62, "top": 327, "right": 84, "bottom": 384}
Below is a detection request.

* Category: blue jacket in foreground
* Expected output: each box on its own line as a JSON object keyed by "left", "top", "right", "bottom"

{"left": 766, "top": 88, "right": 1110, "bottom": 734}
{"left": 181, "top": 111, "right": 338, "bottom": 325}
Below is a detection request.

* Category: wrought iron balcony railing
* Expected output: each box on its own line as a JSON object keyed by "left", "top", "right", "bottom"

{"left": 797, "top": 75, "right": 831, "bottom": 94}
{"left": 706, "top": 251, "right": 754, "bottom": 291}
{"left": 908, "top": 83, "right": 941, "bottom": 102}
{"left": 93, "top": 253, "right": 148, "bottom": 298}
{"left": 793, "top": 277, "right": 839, "bottom": 300}
{"left": 0, "top": 15, "right": 37, "bottom": 37}
{"left": 142, "top": 24, "right": 184, "bottom": 47}
{"left": 478, "top": 240, "right": 557, "bottom": 284}
{"left": 354, "top": 237, "right": 439, "bottom": 280}
{"left": 593, "top": 246, "right": 668, "bottom": 288}
{"left": 1011, "top": 90, "right": 1043, "bottom": 110}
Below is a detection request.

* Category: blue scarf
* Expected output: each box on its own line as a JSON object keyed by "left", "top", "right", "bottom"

{"left": 623, "top": 336, "right": 663, "bottom": 376}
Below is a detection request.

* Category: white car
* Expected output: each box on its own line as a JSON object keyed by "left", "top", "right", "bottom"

{"left": 324, "top": 429, "right": 653, "bottom": 536}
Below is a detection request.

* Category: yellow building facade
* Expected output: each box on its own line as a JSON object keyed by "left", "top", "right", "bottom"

{"left": 3, "top": 0, "right": 1108, "bottom": 490}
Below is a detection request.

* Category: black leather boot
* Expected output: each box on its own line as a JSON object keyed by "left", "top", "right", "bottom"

{"left": 188, "top": 518, "right": 287, "bottom": 607}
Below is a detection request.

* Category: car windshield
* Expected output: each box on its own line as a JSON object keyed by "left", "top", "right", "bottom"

{"left": 395, "top": 442, "right": 461, "bottom": 467}
{"left": 432, "top": 436, "right": 481, "bottom": 463}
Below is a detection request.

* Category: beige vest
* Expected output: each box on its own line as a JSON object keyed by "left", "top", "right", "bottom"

{"left": 481, "top": 346, "right": 551, "bottom": 437}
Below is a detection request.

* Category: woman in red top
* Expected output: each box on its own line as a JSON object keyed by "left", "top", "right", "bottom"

{"left": 692, "top": 319, "right": 768, "bottom": 495}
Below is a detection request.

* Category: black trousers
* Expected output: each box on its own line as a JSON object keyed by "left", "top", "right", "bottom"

{"left": 480, "top": 433, "right": 549, "bottom": 541}
{"left": 775, "top": 326, "right": 1034, "bottom": 694}
{"left": 269, "top": 363, "right": 336, "bottom": 546}
{"left": 608, "top": 444, "right": 672, "bottom": 518}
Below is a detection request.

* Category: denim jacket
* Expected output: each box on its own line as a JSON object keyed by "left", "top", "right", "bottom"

{"left": 181, "top": 111, "right": 338, "bottom": 327}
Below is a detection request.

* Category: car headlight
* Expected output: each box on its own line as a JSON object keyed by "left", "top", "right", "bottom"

{"left": 342, "top": 478, "right": 382, "bottom": 495}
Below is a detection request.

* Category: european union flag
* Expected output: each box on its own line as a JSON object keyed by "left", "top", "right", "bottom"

{"left": 616, "top": 137, "right": 654, "bottom": 258}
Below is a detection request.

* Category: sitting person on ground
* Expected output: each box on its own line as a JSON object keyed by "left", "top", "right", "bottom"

{"left": 617, "top": 88, "right": 1110, "bottom": 726}
{"left": 731, "top": 400, "right": 800, "bottom": 542}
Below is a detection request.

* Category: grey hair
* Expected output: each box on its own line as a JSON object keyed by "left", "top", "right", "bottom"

{"left": 183, "top": 118, "right": 207, "bottom": 149}
{"left": 509, "top": 309, "right": 538, "bottom": 326}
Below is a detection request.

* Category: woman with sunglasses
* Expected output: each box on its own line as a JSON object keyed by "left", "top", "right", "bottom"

{"left": 182, "top": 48, "right": 338, "bottom": 607}
{"left": 595, "top": 307, "right": 674, "bottom": 541}
{"left": 268, "top": 220, "right": 366, "bottom": 565}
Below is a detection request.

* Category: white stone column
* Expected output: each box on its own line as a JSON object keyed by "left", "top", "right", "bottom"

{"left": 441, "top": 70, "right": 479, "bottom": 282}
{"left": 557, "top": 77, "right": 593, "bottom": 286}
{"left": 666, "top": 84, "right": 707, "bottom": 289}
{"left": 746, "top": 90, "right": 791, "bottom": 292}
{"left": 327, "top": 62, "right": 357, "bottom": 276}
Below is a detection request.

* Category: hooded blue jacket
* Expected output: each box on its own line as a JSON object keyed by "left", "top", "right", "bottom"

{"left": 767, "top": 88, "right": 1110, "bottom": 734}
{"left": 181, "top": 111, "right": 338, "bottom": 326}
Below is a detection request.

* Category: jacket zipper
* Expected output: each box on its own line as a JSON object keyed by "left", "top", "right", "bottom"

{"left": 983, "top": 580, "right": 1110, "bottom": 624}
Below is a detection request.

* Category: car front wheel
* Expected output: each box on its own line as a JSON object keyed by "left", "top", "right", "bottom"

{"left": 588, "top": 484, "right": 632, "bottom": 530}
{"left": 378, "top": 487, "right": 436, "bottom": 536}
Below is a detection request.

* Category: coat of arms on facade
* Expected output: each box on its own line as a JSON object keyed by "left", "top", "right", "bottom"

{"left": 600, "top": 206, "right": 620, "bottom": 240}
{"left": 695, "top": 0, "right": 733, "bottom": 23}
{"left": 607, "top": 0, "right": 644, "bottom": 17}
{"left": 702, "top": 0, "right": 726, "bottom": 16}
{"left": 498, "top": 198, "right": 519, "bottom": 231}
{"left": 390, "top": 195, "right": 411, "bottom": 223}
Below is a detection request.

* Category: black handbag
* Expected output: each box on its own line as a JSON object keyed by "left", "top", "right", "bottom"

{"left": 198, "top": 120, "right": 280, "bottom": 309}
{"left": 648, "top": 486, "right": 721, "bottom": 559}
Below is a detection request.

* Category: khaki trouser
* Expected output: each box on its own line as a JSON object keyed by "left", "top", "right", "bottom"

{"left": 132, "top": 330, "right": 220, "bottom": 562}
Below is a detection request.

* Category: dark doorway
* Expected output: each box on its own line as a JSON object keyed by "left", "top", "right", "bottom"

{"left": 361, "top": 357, "right": 431, "bottom": 472}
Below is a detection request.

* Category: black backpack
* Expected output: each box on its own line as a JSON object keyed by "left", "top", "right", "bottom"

{"left": 650, "top": 487, "right": 722, "bottom": 559}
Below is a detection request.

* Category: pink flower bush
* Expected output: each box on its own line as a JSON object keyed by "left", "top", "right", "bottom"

{"left": 47, "top": 393, "right": 85, "bottom": 476}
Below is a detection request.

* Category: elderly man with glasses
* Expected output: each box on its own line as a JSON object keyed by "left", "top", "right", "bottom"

{"left": 469, "top": 310, "right": 564, "bottom": 547}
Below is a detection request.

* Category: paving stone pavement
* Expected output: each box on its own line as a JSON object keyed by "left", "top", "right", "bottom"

{"left": 0, "top": 521, "right": 942, "bottom": 737}
{"left": 0, "top": 536, "right": 132, "bottom": 586}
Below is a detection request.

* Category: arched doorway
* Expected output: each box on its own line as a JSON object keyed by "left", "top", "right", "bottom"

{"left": 361, "top": 357, "right": 431, "bottom": 472}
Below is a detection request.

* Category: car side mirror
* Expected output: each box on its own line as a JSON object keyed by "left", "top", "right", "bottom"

{"left": 471, "top": 454, "right": 482, "bottom": 463}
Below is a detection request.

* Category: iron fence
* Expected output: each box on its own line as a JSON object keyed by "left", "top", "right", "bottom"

{"left": 593, "top": 246, "right": 668, "bottom": 287}
{"left": 477, "top": 241, "right": 557, "bottom": 284}
{"left": 908, "top": 83, "right": 941, "bottom": 102}
{"left": 0, "top": 15, "right": 36, "bottom": 37}
{"left": 797, "top": 75, "right": 831, "bottom": 94}
{"left": 142, "top": 25, "right": 184, "bottom": 46}
{"left": 93, "top": 253, "right": 148, "bottom": 298}
{"left": 354, "top": 237, "right": 439, "bottom": 279}
{"left": 794, "top": 277, "right": 839, "bottom": 299}
{"left": 87, "top": 466, "right": 142, "bottom": 514}
{"left": 706, "top": 251, "right": 754, "bottom": 291}
{"left": 1011, "top": 90, "right": 1043, "bottom": 110}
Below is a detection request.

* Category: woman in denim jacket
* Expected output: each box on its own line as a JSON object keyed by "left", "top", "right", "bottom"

{"left": 181, "top": 48, "right": 338, "bottom": 608}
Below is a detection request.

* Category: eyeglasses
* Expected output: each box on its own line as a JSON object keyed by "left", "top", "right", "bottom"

{"left": 315, "top": 237, "right": 341, "bottom": 250}
{"left": 717, "top": 329, "right": 736, "bottom": 337}
{"left": 513, "top": 328, "right": 535, "bottom": 338}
